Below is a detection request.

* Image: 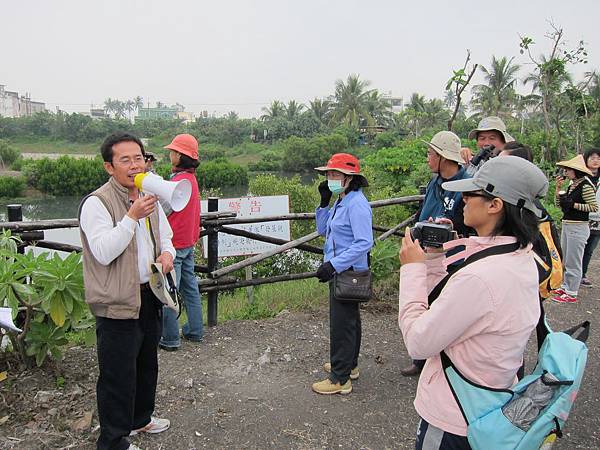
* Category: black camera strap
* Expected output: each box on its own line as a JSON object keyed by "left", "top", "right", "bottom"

{"left": 428, "top": 242, "right": 520, "bottom": 306}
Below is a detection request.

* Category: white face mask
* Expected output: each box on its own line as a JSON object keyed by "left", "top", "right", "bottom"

{"left": 327, "top": 179, "right": 345, "bottom": 194}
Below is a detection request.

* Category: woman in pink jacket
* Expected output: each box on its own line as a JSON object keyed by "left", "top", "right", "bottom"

{"left": 398, "top": 156, "right": 549, "bottom": 449}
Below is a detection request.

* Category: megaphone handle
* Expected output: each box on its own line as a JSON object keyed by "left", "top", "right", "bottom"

{"left": 166, "top": 271, "right": 177, "bottom": 290}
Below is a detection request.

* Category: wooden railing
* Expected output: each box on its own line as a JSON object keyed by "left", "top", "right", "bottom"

{"left": 2, "top": 195, "right": 421, "bottom": 326}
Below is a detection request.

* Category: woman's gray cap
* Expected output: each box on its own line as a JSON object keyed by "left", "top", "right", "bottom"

{"left": 441, "top": 157, "right": 549, "bottom": 217}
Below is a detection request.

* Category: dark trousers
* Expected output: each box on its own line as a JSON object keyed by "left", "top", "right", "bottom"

{"left": 96, "top": 289, "right": 162, "bottom": 450}
{"left": 582, "top": 232, "right": 600, "bottom": 277}
{"left": 413, "top": 359, "right": 426, "bottom": 370}
{"left": 416, "top": 418, "right": 471, "bottom": 450}
{"left": 329, "top": 283, "right": 361, "bottom": 384}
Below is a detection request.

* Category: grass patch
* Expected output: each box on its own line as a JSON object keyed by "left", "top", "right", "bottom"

{"left": 12, "top": 139, "right": 99, "bottom": 155}
{"left": 204, "top": 278, "right": 328, "bottom": 323}
{"left": 229, "top": 153, "right": 262, "bottom": 166}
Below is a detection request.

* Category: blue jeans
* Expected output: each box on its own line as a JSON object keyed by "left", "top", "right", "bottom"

{"left": 160, "top": 246, "right": 203, "bottom": 347}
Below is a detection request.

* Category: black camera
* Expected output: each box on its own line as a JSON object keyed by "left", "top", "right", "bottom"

{"left": 554, "top": 168, "right": 566, "bottom": 177}
{"left": 410, "top": 222, "right": 454, "bottom": 248}
{"left": 470, "top": 144, "right": 495, "bottom": 167}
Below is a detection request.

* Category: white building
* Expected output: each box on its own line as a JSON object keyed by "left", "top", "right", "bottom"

{"left": 0, "top": 84, "right": 46, "bottom": 117}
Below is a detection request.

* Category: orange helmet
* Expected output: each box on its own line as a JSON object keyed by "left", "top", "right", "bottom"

{"left": 164, "top": 134, "right": 199, "bottom": 160}
{"left": 315, "top": 153, "right": 362, "bottom": 175}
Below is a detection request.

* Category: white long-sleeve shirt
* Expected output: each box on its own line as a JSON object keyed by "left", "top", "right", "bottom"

{"left": 80, "top": 196, "right": 176, "bottom": 283}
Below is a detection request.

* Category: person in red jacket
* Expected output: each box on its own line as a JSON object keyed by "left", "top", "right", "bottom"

{"left": 159, "top": 134, "right": 203, "bottom": 351}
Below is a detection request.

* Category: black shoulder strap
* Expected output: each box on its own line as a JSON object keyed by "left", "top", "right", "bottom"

{"left": 428, "top": 242, "right": 520, "bottom": 306}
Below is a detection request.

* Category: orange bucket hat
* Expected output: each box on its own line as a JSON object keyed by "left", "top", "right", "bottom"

{"left": 164, "top": 134, "right": 199, "bottom": 160}
{"left": 315, "top": 153, "right": 363, "bottom": 175}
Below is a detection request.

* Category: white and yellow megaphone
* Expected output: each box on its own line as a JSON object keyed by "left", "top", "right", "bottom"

{"left": 134, "top": 173, "right": 192, "bottom": 212}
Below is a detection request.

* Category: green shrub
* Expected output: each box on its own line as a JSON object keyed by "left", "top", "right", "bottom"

{"left": 280, "top": 133, "right": 349, "bottom": 172}
{"left": 373, "top": 131, "right": 400, "bottom": 150}
{"left": 0, "top": 236, "right": 94, "bottom": 367}
{"left": 248, "top": 150, "right": 283, "bottom": 171}
{"left": 250, "top": 173, "right": 319, "bottom": 238}
{"left": 197, "top": 158, "right": 248, "bottom": 188}
{"left": 363, "top": 139, "right": 428, "bottom": 191}
{"left": 0, "top": 176, "right": 26, "bottom": 198}
{"left": 10, "top": 156, "right": 24, "bottom": 171}
{"left": 370, "top": 239, "right": 400, "bottom": 281}
{"left": 23, "top": 156, "right": 108, "bottom": 196}
{"left": 0, "top": 139, "right": 20, "bottom": 168}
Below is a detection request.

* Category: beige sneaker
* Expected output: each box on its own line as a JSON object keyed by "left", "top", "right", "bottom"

{"left": 323, "top": 362, "right": 359, "bottom": 380}
{"left": 311, "top": 378, "right": 352, "bottom": 395}
{"left": 129, "top": 417, "right": 170, "bottom": 436}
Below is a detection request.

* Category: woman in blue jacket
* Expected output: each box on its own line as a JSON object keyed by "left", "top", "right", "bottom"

{"left": 312, "top": 153, "right": 373, "bottom": 395}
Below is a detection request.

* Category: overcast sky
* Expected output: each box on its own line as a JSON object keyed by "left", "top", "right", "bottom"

{"left": 1, "top": 0, "right": 598, "bottom": 118}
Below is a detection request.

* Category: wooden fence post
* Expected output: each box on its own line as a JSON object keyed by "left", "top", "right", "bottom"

{"left": 7, "top": 205, "right": 24, "bottom": 254}
{"left": 245, "top": 265, "right": 254, "bottom": 304}
{"left": 206, "top": 197, "right": 219, "bottom": 327}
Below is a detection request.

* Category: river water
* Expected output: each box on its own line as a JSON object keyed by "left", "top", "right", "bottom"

{"left": 0, "top": 172, "right": 317, "bottom": 256}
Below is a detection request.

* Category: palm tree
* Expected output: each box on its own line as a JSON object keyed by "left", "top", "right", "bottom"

{"left": 587, "top": 72, "right": 600, "bottom": 111}
{"left": 308, "top": 98, "right": 332, "bottom": 124}
{"left": 524, "top": 55, "right": 574, "bottom": 159}
{"left": 407, "top": 93, "right": 426, "bottom": 112}
{"left": 422, "top": 99, "right": 449, "bottom": 129}
{"left": 104, "top": 98, "right": 115, "bottom": 117}
{"left": 133, "top": 96, "right": 144, "bottom": 111}
{"left": 285, "top": 100, "right": 305, "bottom": 120}
{"left": 261, "top": 100, "right": 285, "bottom": 121}
{"left": 471, "top": 56, "right": 520, "bottom": 118}
{"left": 113, "top": 100, "right": 127, "bottom": 120}
{"left": 330, "top": 74, "right": 373, "bottom": 128}
{"left": 125, "top": 100, "right": 134, "bottom": 121}
{"left": 364, "top": 90, "right": 392, "bottom": 127}
{"left": 403, "top": 93, "right": 427, "bottom": 137}
{"left": 444, "top": 90, "right": 456, "bottom": 109}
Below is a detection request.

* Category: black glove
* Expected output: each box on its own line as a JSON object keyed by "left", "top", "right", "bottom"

{"left": 318, "top": 180, "right": 333, "bottom": 208}
{"left": 559, "top": 196, "right": 574, "bottom": 211}
{"left": 316, "top": 261, "right": 336, "bottom": 283}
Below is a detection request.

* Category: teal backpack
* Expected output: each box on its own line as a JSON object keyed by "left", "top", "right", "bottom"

{"left": 429, "top": 244, "right": 590, "bottom": 449}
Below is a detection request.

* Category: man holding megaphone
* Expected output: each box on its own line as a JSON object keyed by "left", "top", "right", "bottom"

{"left": 159, "top": 134, "right": 204, "bottom": 352}
{"left": 79, "top": 132, "right": 176, "bottom": 450}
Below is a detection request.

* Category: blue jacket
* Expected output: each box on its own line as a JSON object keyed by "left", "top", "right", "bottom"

{"left": 316, "top": 189, "right": 373, "bottom": 272}
{"left": 419, "top": 167, "right": 470, "bottom": 223}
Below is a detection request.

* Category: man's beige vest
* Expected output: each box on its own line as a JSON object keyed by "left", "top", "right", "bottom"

{"left": 79, "top": 177, "right": 161, "bottom": 319}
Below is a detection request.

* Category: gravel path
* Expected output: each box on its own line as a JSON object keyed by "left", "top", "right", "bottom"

{"left": 1, "top": 262, "right": 599, "bottom": 449}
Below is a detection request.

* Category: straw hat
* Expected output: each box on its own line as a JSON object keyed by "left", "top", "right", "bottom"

{"left": 556, "top": 154, "right": 593, "bottom": 176}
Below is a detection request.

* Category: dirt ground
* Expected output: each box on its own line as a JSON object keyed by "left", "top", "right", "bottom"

{"left": 1, "top": 265, "right": 599, "bottom": 450}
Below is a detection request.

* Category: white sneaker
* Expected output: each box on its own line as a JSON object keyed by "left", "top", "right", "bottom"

{"left": 129, "top": 417, "right": 171, "bottom": 436}
{"left": 128, "top": 445, "right": 143, "bottom": 450}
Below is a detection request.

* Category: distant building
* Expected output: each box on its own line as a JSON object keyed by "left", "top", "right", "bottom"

{"left": 137, "top": 106, "right": 179, "bottom": 120}
{"left": 90, "top": 108, "right": 108, "bottom": 119}
{"left": 136, "top": 103, "right": 194, "bottom": 123}
{"left": 390, "top": 97, "right": 403, "bottom": 114}
{"left": 176, "top": 111, "right": 193, "bottom": 123}
{"left": 0, "top": 84, "right": 46, "bottom": 117}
